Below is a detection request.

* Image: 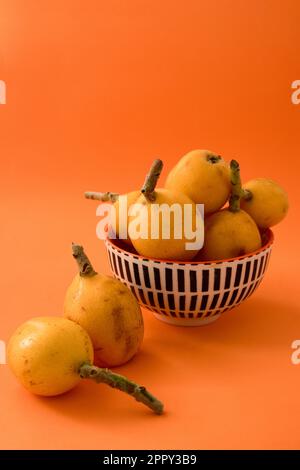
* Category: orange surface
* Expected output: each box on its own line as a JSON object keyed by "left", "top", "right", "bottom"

{"left": 0, "top": 0, "right": 300, "bottom": 450}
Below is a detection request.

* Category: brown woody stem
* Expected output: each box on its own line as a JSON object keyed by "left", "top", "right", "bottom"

{"left": 242, "top": 189, "right": 253, "bottom": 201}
{"left": 229, "top": 159, "right": 243, "bottom": 212}
{"left": 79, "top": 363, "right": 164, "bottom": 415}
{"left": 72, "top": 244, "right": 97, "bottom": 277}
{"left": 141, "top": 159, "right": 163, "bottom": 202}
{"left": 85, "top": 191, "right": 119, "bottom": 203}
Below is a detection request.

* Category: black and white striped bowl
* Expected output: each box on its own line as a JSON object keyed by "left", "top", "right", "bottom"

{"left": 105, "top": 230, "right": 274, "bottom": 326}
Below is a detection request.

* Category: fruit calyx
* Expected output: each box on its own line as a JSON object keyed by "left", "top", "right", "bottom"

{"left": 84, "top": 191, "right": 119, "bottom": 203}
{"left": 141, "top": 159, "right": 163, "bottom": 202}
{"left": 79, "top": 363, "right": 164, "bottom": 414}
{"left": 72, "top": 243, "right": 97, "bottom": 277}
{"left": 207, "top": 154, "right": 222, "bottom": 164}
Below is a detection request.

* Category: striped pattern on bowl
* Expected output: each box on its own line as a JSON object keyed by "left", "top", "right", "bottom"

{"left": 105, "top": 231, "right": 273, "bottom": 326}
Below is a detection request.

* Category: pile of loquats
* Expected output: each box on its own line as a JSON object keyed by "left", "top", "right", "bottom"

{"left": 8, "top": 149, "right": 288, "bottom": 415}
{"left": 86, "top": 150, "right": 288, "bottom": 262}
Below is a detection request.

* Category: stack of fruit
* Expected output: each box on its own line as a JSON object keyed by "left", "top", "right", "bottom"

{"left": 86, "top": 149, "right": 288, "bottom": 261}
{"left": 7, "top": 149, "right": 288, "bottom": 414}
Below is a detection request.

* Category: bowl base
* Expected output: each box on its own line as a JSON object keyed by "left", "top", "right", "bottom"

{"left": 152, "top": 313, "right": 221, "bottom": 327}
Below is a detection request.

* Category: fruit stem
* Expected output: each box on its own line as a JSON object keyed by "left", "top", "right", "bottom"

{"left": 72, "top": 244, "right": 97, "bottom": 277}
{"left": 242, "top": 189, "right": 253, "bottom": 201}
{"left": 79, "top": 363, "right": 164, "bottom": 415}
{"left": 141, "top": 159, "right": 163, "bottom": 202}
{"left": 85, "top": 191, "right": 119, "bottom": 203}
{"left": 229, "top": 159, "right": 243, "bottom": 212}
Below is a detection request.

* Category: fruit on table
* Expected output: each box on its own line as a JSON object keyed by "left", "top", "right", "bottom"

{"left": 8, "top": 316, "right": 93, "bottom": 396}
{"left": 197, "top": 160, "right": 261, "bottom": 261}
{"left": 165, "top": 149, "right": 231, "bottom": 214}
{"left": 128, "top": 159, "right": 202, "bottom": 260}
{"left": 8, "top": 317, "right": 163, "bottom": 414}
{"left": 240, "top": 178, "right": 288, "bottom": 228}
{"left": 85, "top": 190, "right": 139, "bottom": 248}
{"left": 63, "top": 244, "right": 144, "bottom": 367}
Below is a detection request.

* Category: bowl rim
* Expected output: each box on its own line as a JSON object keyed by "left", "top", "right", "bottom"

{"left": 105, "top": 228, "right": 274, "bottom": 265}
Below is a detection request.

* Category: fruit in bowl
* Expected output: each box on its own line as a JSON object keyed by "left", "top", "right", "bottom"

{"left": 196, "top": 160, "right": 262, "bottom": 261}
{"left": 86, "top": 159, "right": 204, "bottom": 261}
{"left": 86, "top": 150, "right": 287, "bottom": 326}
{"left": 128, "top": 159, "right": 202, "bottom": 261}
{"left": 240, "top": 178, "right": 289, "bottom": 228}
{"left": 165, "top": 149, "right": 231, "bottom": 214}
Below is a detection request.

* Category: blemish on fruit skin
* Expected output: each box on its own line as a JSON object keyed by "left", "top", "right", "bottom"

{"left": 111, "top": 307, "right": 125, "bottom": 341}
{"left": 125, "top": 335, "right": 134, "bottom": 355}
{"left": 83, "top": 339, "right": 92, "bottom": 356}
{"left": 50, "top": 351, "right": 59, "bottom": 358}
{"left": 216, "top": 166, "right": 227, "bottom": 178}
{"left": 29, "top": 380, "right": 44, "bottom": 387}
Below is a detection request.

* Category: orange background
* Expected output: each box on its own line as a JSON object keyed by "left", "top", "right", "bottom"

{"left": 0, "top": 0, "right": 300, "bottom": 450}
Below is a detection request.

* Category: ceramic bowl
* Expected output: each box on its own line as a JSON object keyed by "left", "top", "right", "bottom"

{"left": 105, "top": 230, "right": 274, "bottom": 326}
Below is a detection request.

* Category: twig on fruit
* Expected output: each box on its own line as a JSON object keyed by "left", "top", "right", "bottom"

{"left": 85, "top": 191, "right": 119, "bottom": 203}
{"left": 242, "top": 189, "right": 253, "bottom": 201}
{"left": 229, "top": 160, "right": 243, "bottom": 212}
{"left": 79, "top": 363, "right": 164, "bottom": 415}
{"left": 72, "top": 244, "right": 97, "bottom": 277}
{"left": 141, "top": 159, "right": 163, "bottom": 202}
